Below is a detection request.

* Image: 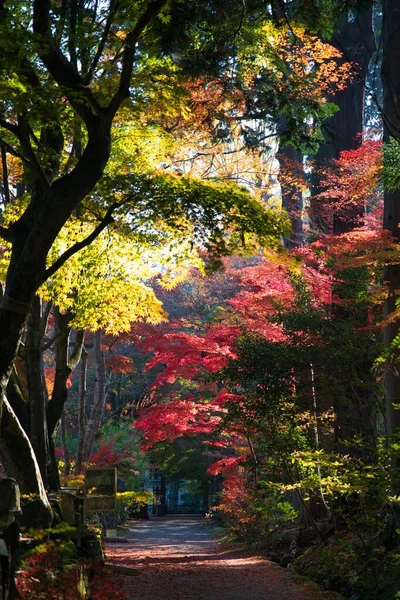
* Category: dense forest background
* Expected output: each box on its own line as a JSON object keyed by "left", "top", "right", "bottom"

{"left": 2, "top": 0, "right": 400, "bottom": 598}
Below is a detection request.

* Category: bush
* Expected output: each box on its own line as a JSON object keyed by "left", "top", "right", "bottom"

{"left": 116, "top": 490, "right": 153, "bottom": 518}
{"left": 293, "top": 533, "right": 400, "bottom": 600}
{"left": 16, "top": 541, "right": 88, "bottom": 600}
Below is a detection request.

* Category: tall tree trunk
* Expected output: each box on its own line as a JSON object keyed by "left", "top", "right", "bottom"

{"left": 382, "top": 0, "right": 400, "bottom": 437}
{"left": 75, "top": 346, "right": 88, "bottom": 475}
{"left": 0, "top": 396, "right": 52, "bottom": 525}
{"left": 60, "top": 413, "right": 71, "bottom": 476}
{"left": 25, "top": 295, "right": 49, "bottom": 486}
{"left": 309, "top": 3, "right": 377, "bottom": 454}
{"left": 83, "top": 329, "right": 107, "bottom": 463}
{"left": 47, "top": 311, "right": 85, "bottom": 489}
{"left": 47, "top": 308, "right": 72, "bottom": 436}
{"left": 310, "top": 2, "right": 376, "bottom": 235}
{"left": 278, "top": 145, "right": 304, "bottom": 248}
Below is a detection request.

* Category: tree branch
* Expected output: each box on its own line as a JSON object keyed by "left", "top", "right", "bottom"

{"left": 68, "top": 0, "right": 78, "bottom": 69}
{"left": 41, "top": 333, "right": 59, "bottom": 353}
{"left": 0, "top": 119, "right": 50, "bottom": 189}
{"left": 40, "top": 300, "right": 53, "bottom": 339}
{"left": 0, "top": 225, "right": 11, "bottom": 242}
{"left": 33, "top": 0, "right": 104, "bottom": 122}
{"left": 54, "top": 0, "right": 68, "bottom": 44}
{"left": 1, "top": 142, "right": 10, "bottom": 205}
{"left": 85, "top": 0, "right": 119, "bottom": 85}
{"left": 40, "top": 202, "right": 120, "bottom": 285}
{"left": 68, "top": 329, "right": 85, "bottom": 370}
{"left": 107, "top": 0, "right": 168, "bottom": 116}
{"left": 0, "top": 136, "right": 31, "bottom": 165}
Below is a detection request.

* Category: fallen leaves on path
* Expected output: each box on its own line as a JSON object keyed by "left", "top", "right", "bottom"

{"left": 103, "top": 519, "right": 343, "bottom": 600}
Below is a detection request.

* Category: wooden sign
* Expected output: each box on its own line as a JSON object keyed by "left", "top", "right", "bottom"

{"left": 84, "top": 468, "right": 117, "bottom": 513}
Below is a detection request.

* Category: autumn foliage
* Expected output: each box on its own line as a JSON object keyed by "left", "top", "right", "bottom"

{"left": 132, "top": 129, "right": 391, "bottom": 547}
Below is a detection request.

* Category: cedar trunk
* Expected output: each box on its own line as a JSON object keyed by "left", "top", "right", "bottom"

{"left": 382, "top": 0, "right": 400, "bottom": 436}
{"left": 310, "top": 3, "right": 377, "bottom": 453}
{"left": 278, "top": 145, "right": 303, "bottom": 249}
{"left": 310, "top": 2, "right": 376, "bottom": 235}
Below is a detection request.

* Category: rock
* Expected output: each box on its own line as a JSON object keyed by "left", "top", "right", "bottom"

{"left": 19, "top": 498, "right": 52, "bottom": 529}
{"left": 299, "top": 524, "right": 334, "bottom": 545}
{"left": 266, "top": 552, "right": 282, "bottom": 563}
{"left": 104, "top": 564, "right": 141, "bottom": 576}
{"left": 280, "top": 554, "right": 292, "bottom": 568}
{"left": 298, "top": 526, "right": 319, "bottom": 545}
{"left": 278, "top": 528, "right": 301, "bottom": 543}
{"left": 81, "top": 525, "right": 105, "bottom": 573}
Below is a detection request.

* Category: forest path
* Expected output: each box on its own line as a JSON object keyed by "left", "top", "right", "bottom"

{"left": 104, "top": 517, "right": 341, "bottom": 600}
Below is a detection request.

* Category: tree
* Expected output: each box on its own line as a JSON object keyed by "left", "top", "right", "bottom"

{"left": 310, "top": 0, "right": 376, "bottom": 236}
{"left": 0, "top": 0, "right": 357, "bottom": 532}
{"left": 381, "top": 0, "right": 400, "bottom": 439}
{"left": 133, "top": 233, "right": 388, "bottom": 531}
{"left": 1, "top": 0, "right": 301, "bottom": 518}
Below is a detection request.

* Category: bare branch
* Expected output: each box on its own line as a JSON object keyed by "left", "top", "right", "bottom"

{"left": 54, "top": 0, "right": 68, "bottom": 44}
{"left": 68, "top": 0, "right": 78, "bottom": 69}
{"left": 68, "top": 329, "right": 85, "bottom": 370}
{"left": 40, "top": 300, "right": 53, "bottom": 339}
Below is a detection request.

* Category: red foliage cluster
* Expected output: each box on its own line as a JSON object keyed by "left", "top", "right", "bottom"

{"left": 213, "top": 467, "right": 255, "bottom": 530}
{"left": 17, "top": 544, "right": 126, "bottom": 600}
{"left": 312, "top": 139, "right": 382, "bottom": 230}
{"left": 44, "top": 367, "right": 72, "bottom": 396}
{"left": 143, "top": 327, "right": 240, "bottom": 389}
{"left": 105, "top": 353, "right": 136, "bottom": 374}
{"left": 89, "top": 571, "right": 126, "bottom": 600}
{"left": 134, "top": 254, "right": 336, "bottom": 465}
{"left": 90, "top": 443, "right": 125, "bottom": 468}
{"left": 89, "top": 432, "right": 139, "bottom": 468}
{"left": 135, "top": 397, "right": 227, "bottom": 450}
{"left": 310, "top": 228, "right": 395, "bottom": 272}
{"left": 180, "top": 77, "right": 246, "bottom": 131}
{"left": 207, "top": 456, "right": 246, "bottom": 476}
{"left": 17, "top": 546, "right": 87, "bottom": 600}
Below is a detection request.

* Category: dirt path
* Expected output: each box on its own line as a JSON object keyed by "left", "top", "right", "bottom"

{"left": 104, "top": 517, "right": 342, "bottom": 600}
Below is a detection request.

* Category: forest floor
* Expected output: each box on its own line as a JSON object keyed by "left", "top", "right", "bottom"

{"left": 103, "top": 517, "right": 344, "bottom": 600}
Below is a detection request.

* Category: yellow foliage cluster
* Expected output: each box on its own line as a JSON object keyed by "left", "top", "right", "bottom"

{"left": 116, "top": 490, "right": 153, "bottom": 509}
{"left": 0, "top": 155, "right": 23, "bottom": 190}
{"left": 39, "top": 218, "right": 204, "bottom": 334}
{"left": 239, "top": 23, "right": 353, "bottom": 105}
{"left": 0, "top": 193, "right": 205, "bottom": 334}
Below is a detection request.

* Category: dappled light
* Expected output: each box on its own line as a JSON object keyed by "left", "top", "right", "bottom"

{"left": 1, "top": 0, "right": 400, "bottom": 599}
{"left": 105, "top": 519, "right": 336, "bottom": 600}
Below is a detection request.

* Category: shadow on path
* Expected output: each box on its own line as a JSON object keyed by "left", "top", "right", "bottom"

{"left": 104, "top": 517, "right": 342, "bottom": 600}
